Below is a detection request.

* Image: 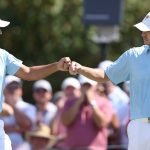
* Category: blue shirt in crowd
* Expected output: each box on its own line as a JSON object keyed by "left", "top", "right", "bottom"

{"left": 105, "top": 45, "right": 150, "bottom": 119}
{"left": 0, "top": 49, "right": 22, "bottom": 111}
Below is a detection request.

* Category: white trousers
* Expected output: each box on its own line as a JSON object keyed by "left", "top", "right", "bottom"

{"left": 0, "top": 120, "right": 12, "bottom": 150}
{"left": 127, "top": 119, "right": 150, "bottom": 150}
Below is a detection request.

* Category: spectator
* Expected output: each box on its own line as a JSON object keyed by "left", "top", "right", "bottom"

{"left": 51, "top": 78, "right": 81, "bottom": 148}
{"left": 58, "top": 75, "right": 113, "bottom": 150}
{"left": 96, "top": 83, "right": 120, "bottom": 148}
{"left": 1, "top": 75, "right": 36, "bottom": 150}
{"left": 99, "top": 60, "right": 129, "bottom": 148}
{"left": 61, "top": 77, "right": 81, "bottom": 99}
{"left": 32, "top": 79, "right": 57, "bottom": 127}
{"left": 17, "top": 123, "right": 54, "bottom": 150}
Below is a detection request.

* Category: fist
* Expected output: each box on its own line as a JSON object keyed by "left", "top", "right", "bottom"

{"left": 69, "top": 61, "right": 82, "bottom": 75}
{"left": 57, "top": 57, "right": 71, "bottom": 71}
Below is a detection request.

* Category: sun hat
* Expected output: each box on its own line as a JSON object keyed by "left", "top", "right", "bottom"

{"left": 134, "top": 12, "right": 150, "bottom": 31}
{"left": 27, "top": 124, "right": 54, "bottom": 140}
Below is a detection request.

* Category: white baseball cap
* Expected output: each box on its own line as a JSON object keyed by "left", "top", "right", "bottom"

{"left": 78, "top": 75, "right": 97, "bottom": 86}
{"left": 98, "top": 60, "right": 113, "bottom": 69}
{"left": 5, "top": 75, "right": 21, "bottom": 88}
{"left": 33, "top": 80, "right": 52, "bottom": 91}
{"left": 0, "top": 19, "right": 10, "bottom": 27}
{"left": 61, "top": 77, "right": 81, "bottom": 90}
{"left": 134, "top": 12, "right": 150, "bottom": 31}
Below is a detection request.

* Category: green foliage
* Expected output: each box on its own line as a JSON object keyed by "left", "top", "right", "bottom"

{"left": 0, "top": 0, "right": 149, "bottom": 100}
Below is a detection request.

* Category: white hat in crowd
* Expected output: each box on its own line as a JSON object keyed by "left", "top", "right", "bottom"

{"left": 134, "top": 12, "right": 150, "bottom": 31}
{"left": 33, "top": 80, "right": 52, "bottom": 92}
{"left": 61, "top": 77, "right": 81, "bottom": 90}
{"left": 5, "top": 75, "right": 21, "bottom": 88}
{"left": 78, "top": 75, "right": 97, "bottom": 86}
{"left": 98, "top": 60, "right": 113, "bottom": 69}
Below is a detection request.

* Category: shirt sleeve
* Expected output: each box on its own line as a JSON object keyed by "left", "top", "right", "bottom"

{"left": 5, "top": 51, "right": 23, "bottom": 75}
{"left": 105, "top": 50, "right": 130, "bottom": 84}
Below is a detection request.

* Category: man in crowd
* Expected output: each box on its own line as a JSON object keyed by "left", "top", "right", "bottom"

{"left": 1, "top": 75, "right": 36, "bottom": 150}
{"left": 32, "top": 79, "right": 57, "bottom": 127}
{"left": 58, "top": 75, "right": 113, "bottom": 150}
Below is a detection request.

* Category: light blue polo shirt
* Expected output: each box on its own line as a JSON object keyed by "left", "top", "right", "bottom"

{"left": 105, "top": 45, "right": 150, "bottom": 120}
{"left": 0, "top": 48, "right": 22, "bottom": 112}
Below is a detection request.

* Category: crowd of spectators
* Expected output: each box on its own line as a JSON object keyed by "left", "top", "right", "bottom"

{"left": 0, "top": 60, "right": 130, "bottom": 150}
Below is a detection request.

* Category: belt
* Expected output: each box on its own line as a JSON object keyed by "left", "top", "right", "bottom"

{"left": 135, "top": 117, "right": 150, "bottom": 123}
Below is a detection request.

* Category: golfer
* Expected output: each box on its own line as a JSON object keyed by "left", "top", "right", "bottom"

{"left": 0, "top": 18, "right": 71, "bottom": 150}
{"left": 69, "top": 12, "right": 150, "bottom": 150}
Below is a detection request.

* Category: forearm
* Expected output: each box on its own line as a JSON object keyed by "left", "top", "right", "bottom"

{"left": 62, "top": 100, "right": 82, "bottom": 126}
{"left": 78, "top": 66, "right": 109, "bottom": 83}
{"left": 91, "top": 106, "right": 110, "bottom": 128}
{"left": 16, "top": 62, "right": 59, "bottom": 81}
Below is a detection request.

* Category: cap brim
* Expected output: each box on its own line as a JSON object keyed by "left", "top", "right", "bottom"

{"left": 134, "top": 22, "right": 150, "bottom": 31}
{"left": 0, "top": 19, "right": 10, "bottom": 27}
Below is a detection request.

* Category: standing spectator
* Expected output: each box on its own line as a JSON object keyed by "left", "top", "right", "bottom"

{"left": 61, "top": 77, "right": 81, "bottom": 99}
{"left": 58, "top": 75, "right": 113, "bottom": 150}
{"left": 96, "top": 83, "right": 120, "bottom": 149}
{"left": 50, "top": 78, "right": 81, "bottom": 148}
{"left": 98, "top": 60, "right": 129, "bottom": 148}
{"left": 1, "top": 75, "right": 36, "bottom": 150}
{"left": 32, "top": 80, "right": 57, "bottom": 126}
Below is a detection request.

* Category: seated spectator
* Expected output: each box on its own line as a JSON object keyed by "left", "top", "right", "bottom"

{"left": 32, "top": 80, "right": 57, "bottom": 127}
{"left": 17, "top": 123, "right": 54, "bottom": 150}
{"left": 1, "top": 75, "right": 36, "bottom": 150}
{"left": 57, "top": 75, "right": 113, "bottom": 150}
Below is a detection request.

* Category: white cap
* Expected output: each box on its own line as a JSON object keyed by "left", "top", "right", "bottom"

{"left": 61, "top": 77, "right": 81, "bottom": 90}
{"left": 134, "top": 12, "right": 150, "bottom": 31}
{"left": 0, "top": 19, "right": 10, "bottom": 27}
{"left": 98, "top": 60, "right": 113, "bottom": 69}
{"left": 5, "top": 75, "right": 21, "bottom": 87}
{"left": 78, "top": 75, "right": 97, "bottom": 86}
{"left": 33, "top": 80, "right": 52, "bottom": 91}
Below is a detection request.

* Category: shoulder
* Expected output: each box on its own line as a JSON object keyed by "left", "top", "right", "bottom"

{"left": 128, "top": 45, "right": 148, "bottom": 56}
{"left": 0, "top": 48, "right": 8, "bottom": 58}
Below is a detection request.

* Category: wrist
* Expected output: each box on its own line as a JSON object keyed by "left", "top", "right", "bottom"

{"left": 77, "top": 65, "right": 83, "bottom": 74}
{"left": 55, "top": 62, "right": 60, "bottom": 71}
